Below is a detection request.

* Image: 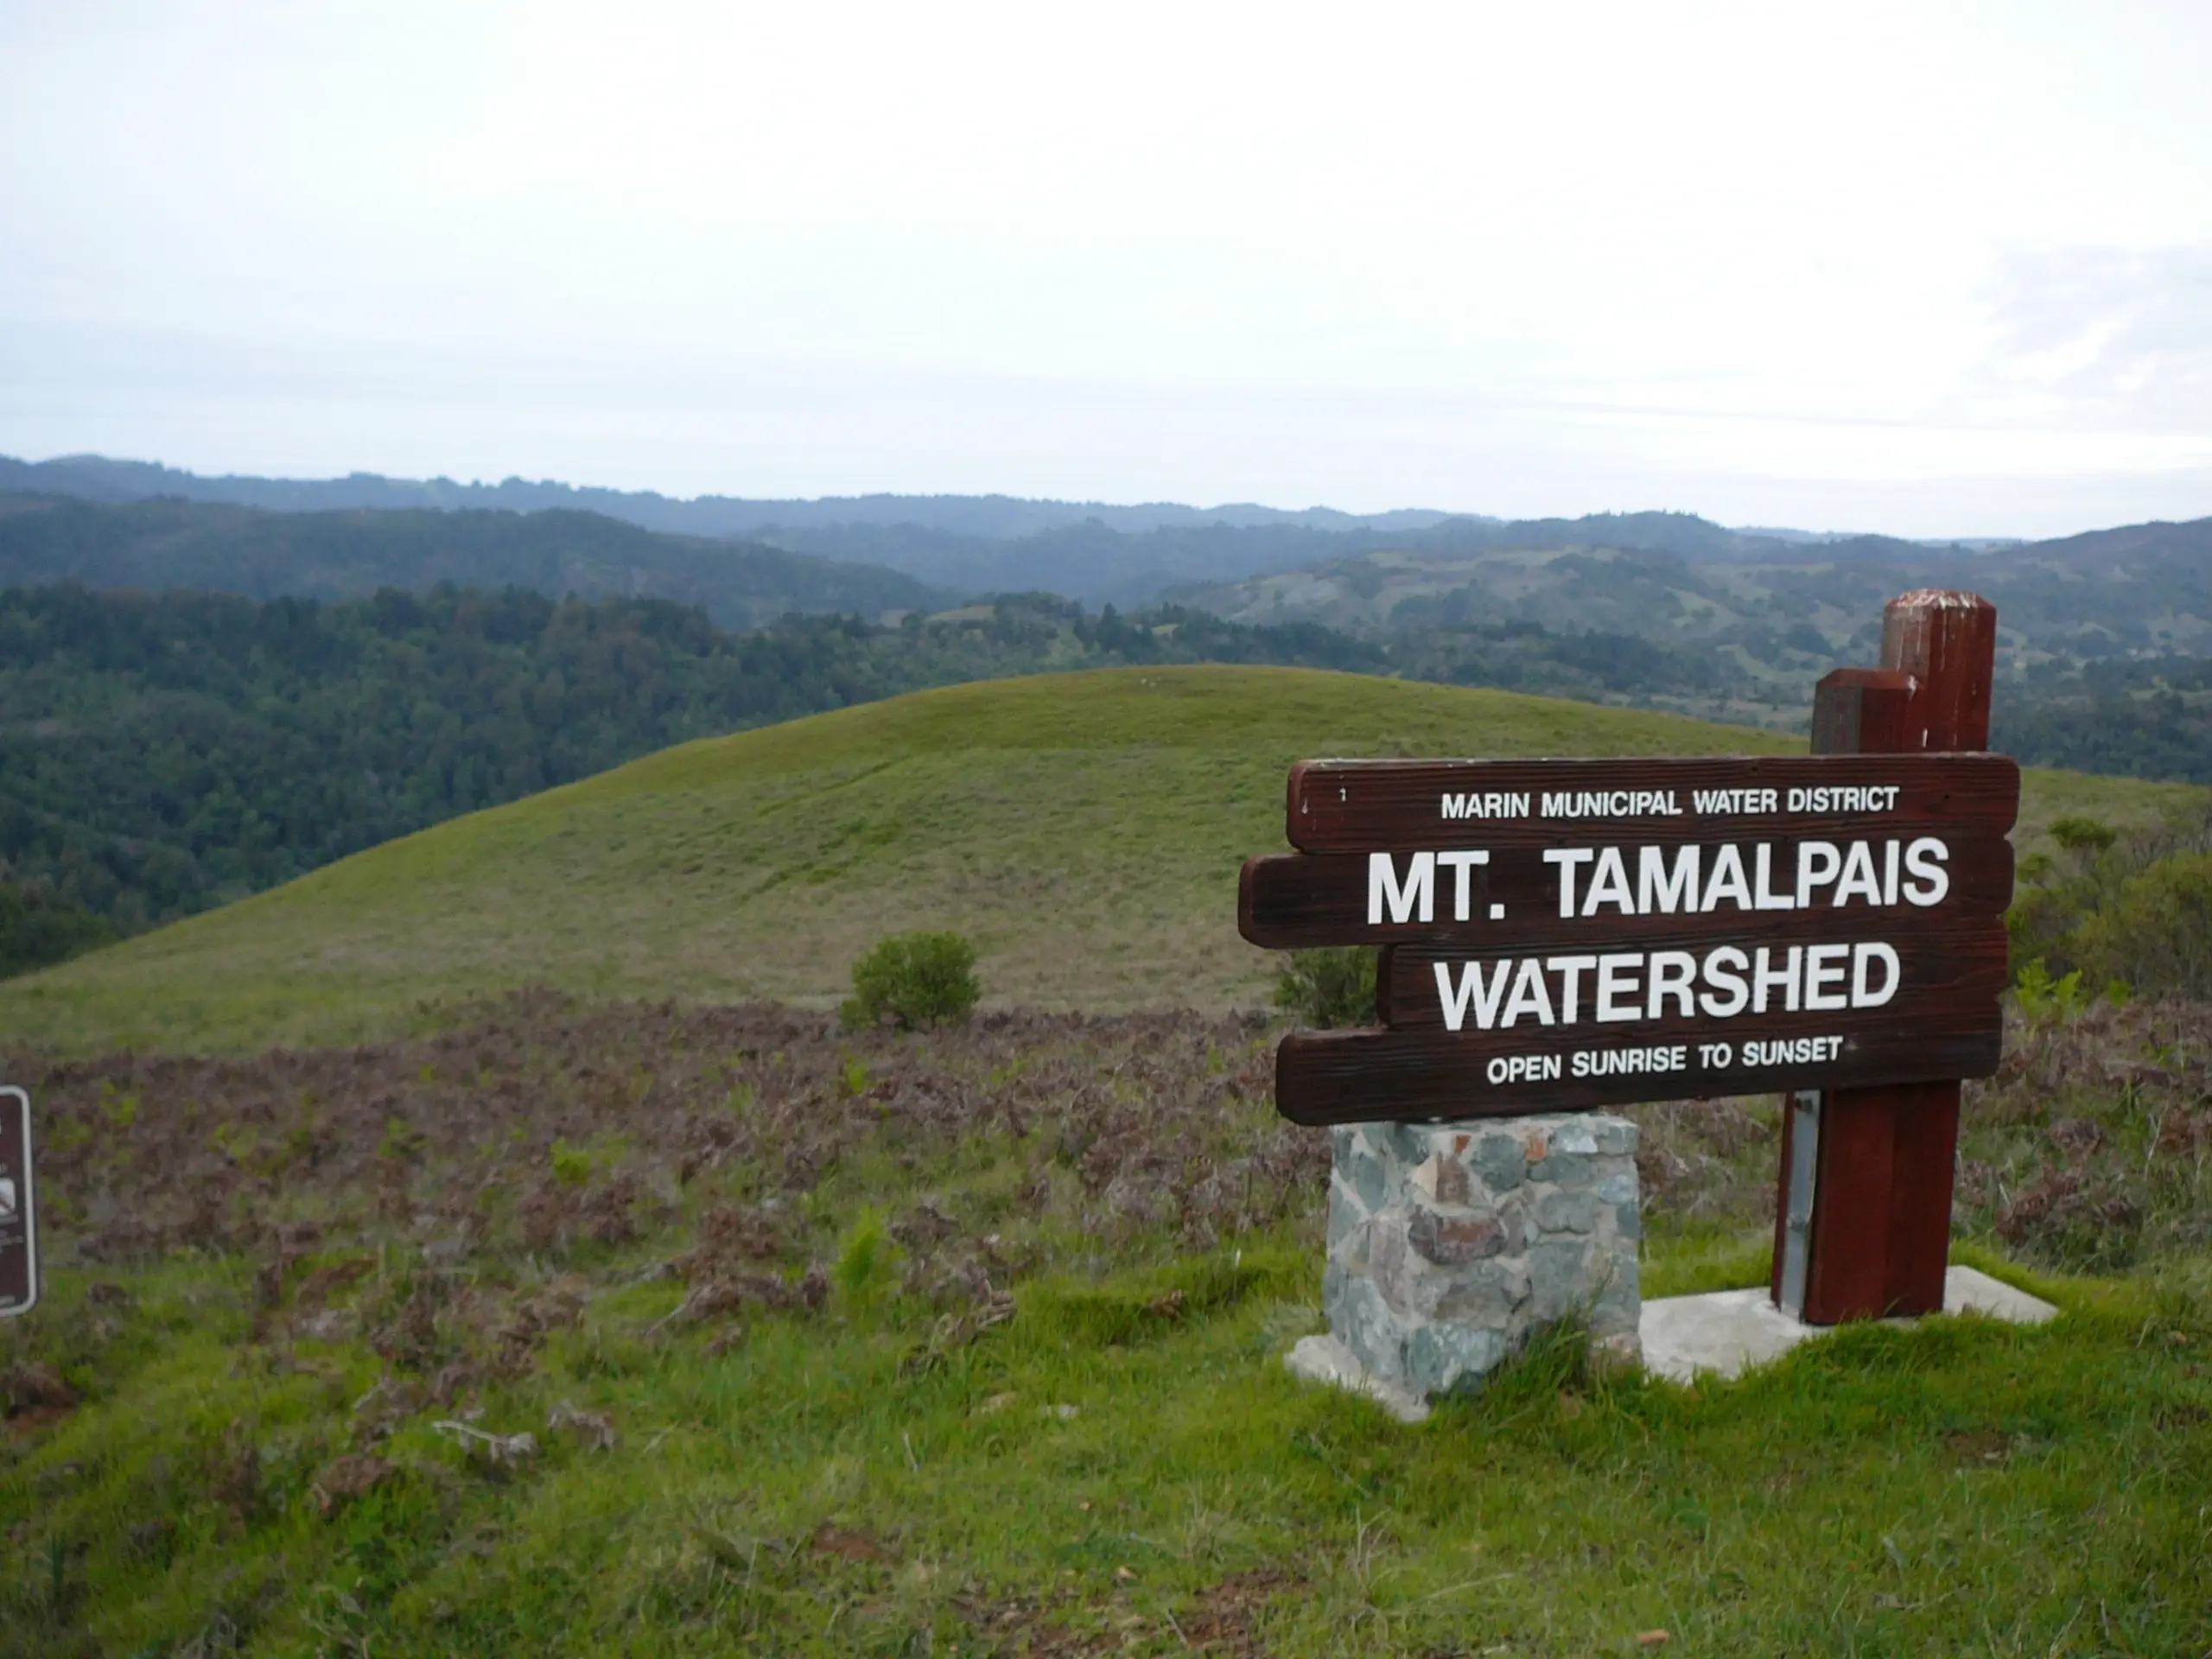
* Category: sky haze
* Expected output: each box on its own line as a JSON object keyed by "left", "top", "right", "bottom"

{"left": 4, "top": 1, "right": 2209, "bottom": 536}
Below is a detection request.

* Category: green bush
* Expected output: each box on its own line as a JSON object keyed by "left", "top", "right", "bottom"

{"left": 2012, "top": 958, "right": 2126, "bottom": 1025}
{"left": 1273, "top": 945, "right": 1377, "bottom": 1028}
{"left": 2048, "top": 815, "right": 2118, "bottom": 856}
{"left": 842, "top": 931, "right": 981, "bottom": 1030}
{"left": 2068, "top": 850, "right": 2212, "bottom": 1000}
{"left": 0, "top": 876, "right": 117, "bottom": 982}
{"left": 550, "top": 1138, "right": 594, "bottom": 1189}
{"left": 2005, "top": 807, "right": 2212, "bottom": 992}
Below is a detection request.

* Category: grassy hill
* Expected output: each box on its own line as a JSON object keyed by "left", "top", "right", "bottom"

{"left": 2, "top": 664, "right": 2196, "bottom": 1054}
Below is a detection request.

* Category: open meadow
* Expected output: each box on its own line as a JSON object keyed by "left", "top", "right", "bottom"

{"left": 3, "top": 668, "right": 2210, "bottom": 1655}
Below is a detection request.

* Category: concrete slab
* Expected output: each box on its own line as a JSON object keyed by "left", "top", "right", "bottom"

{"left": 1283, "top": 1333, "right": 1431, "bottom": 1423}
{"left": 1640, "top": 1265, "right": 2059, "bottom": 1384}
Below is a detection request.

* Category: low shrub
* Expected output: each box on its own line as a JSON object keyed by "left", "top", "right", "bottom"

{"left": 1273, "top": 945, "right": 1376, "bottom": 1028}
{"left": 2069, "top": 850, "right": 2212, "bottom": 999}
{"left": 842, "top": 930, "right": 981, "bottom": 1030}
{"left": 2006, "top": 806, "right": 2212, "bottom": 999}
{"left": 830, "top": 1205, "right": 902, "bottom": 1316}
{"left": 2012, "top": 959, "right": 2127, "bottom": 1026}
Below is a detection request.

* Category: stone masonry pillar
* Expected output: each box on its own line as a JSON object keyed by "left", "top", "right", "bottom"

{"left": 1320, "top": 1114, "right": 1641, "bottom": 1397}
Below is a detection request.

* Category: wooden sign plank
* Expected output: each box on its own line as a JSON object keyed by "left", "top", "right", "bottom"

{"left": 1240, "top": 836, "right": 2014, "bottom": 950}
{"left": 1242, "top": 667, "right": 2021, "bottom": 1132}
{"left": 1274, "top": 1016, "right": 2002, "bottom": 1125}
{"left": 0, "top": 1087, "right": 35, "bottom": 1319}
{"left": 1375, "top": 919, "right": 2007, "bottom": 1030}
{"left": 1283, "top": 753, "right": 2019, "bottom": 854}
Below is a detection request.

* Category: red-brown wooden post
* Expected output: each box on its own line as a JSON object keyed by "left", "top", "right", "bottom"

{"left": 1772, "top": 589, "right": 1999, "bottom": 1323}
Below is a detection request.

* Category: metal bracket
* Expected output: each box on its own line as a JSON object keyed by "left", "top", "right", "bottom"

{"left": 1776, "top": 1090, "right": 1821, "bottom": 1319}
{"left": 0, "top": 1086, "right": 35, "bottom": 1319}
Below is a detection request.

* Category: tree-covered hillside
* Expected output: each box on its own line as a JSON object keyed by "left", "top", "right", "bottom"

{"left": 0, "top": 584, "right": 1748, "bottom": 957}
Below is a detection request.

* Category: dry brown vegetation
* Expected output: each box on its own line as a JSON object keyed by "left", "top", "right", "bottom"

{"left": 5, "top": 995, "right": 1331, "bottom": 1409}
{"left": 13, "top": 988, "right": 2210, "bottom": 1356}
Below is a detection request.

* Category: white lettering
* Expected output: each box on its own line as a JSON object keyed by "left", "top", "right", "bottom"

{"left": 1834, "top": 839, "right": 1883, "bottom": 907}
{"left": 1544, "top": 848, "right": 1594, "bottom": 917}
{"left": 1802, "top": 943, "right": 1851, "bottom": 1011}
{"left": 1548, "top": 955, "right": 1598, "bottom": 1023}
{"left": 1646, "top": 950, "right": 1698, "bottom": 1018}
{"left": 1699, "top": 945, "right": 1751, "bottom": 1017}
{"left": 1903, "top": 836, "right": 1950, "bottom": 906}
{"left": 1853, "top": 941, "right": 1900, "bottom": 1006}
{"left": 1596, "top": 953, "right": 1643, "bottom": 1022}
{"left": 1796, "top": 840, "right": 1841, "bottom": 907}
{"left": 1369, "top": 850, "right": 1434, "bottom": 925}
{"left": 1752, "top": 944, "right": 1802, "bottom": 1013}
{"left": 1434, "top": 959, "right": 1513, "bottom": 1032}
{"left": 1436, "top": 849, "right": 1489, "bottom": 921}
{"left": 1500, "top": 957, "right": 1557, "bottom": 1027}
{"left": 1638, "top": 844, "right": 1700, "bottom": 914}
{"left": 1754, "top": 842, "right": 1796, "bottom": 910}
{"left": 1701, "top": 843, "right": 1753, "bottom": 912}
{"left": 1584, "top": 846, "right": 1635, "bottom": 915}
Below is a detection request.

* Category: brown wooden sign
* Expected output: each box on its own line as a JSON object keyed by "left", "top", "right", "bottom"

{"left": 1239, "top": 753, "right": 2018, "bottom": 1125}
{"left": 0, "top": 1087, "right": 35, "bottom": 1319}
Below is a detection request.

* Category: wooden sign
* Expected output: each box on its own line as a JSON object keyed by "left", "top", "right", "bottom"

{"left": 0, "top": 1088, "right": 35, "bottom": 1319}
{"left": 1240, "top": 753, "right": 2018, "bottom": 1125}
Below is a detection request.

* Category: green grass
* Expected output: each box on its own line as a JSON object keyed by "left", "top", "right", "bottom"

{"left": 2, "top": 665, "right": 2199, "bottom": 1053}
{"left": 8, "top": 1245, "right": 2209, "bottom": 1656}
{"left": 2, "top": 668, "right": 2208, "bottom": 1650}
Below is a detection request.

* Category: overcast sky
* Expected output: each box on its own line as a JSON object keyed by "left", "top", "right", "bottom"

{"left": 3, "top": 0, "right": 2209, "bottom": 534}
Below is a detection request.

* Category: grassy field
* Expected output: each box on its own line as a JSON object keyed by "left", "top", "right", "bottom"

{"left": 1, "top": 665, "right": 2200, "bottom": 1054}
{"left": 3, "top": 668, "right": 2209, "bottom": 1654}
{"left": 3, "top": 997, "right": 2209, "bottom": 1656}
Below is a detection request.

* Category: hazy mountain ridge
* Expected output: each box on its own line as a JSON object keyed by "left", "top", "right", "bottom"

{"left": 0, "top": 454, "right": 2002, "bottom": 604}
{"left": 7, "top": 454, "right": 2206, "bottom": 657}
{"left": 1173, "top": 517, "right": 2212, "bottom": 673}
{"left": 0, "top": 453, "right": 1467, "bottom": 539}
{"left": 0, "top": 493, "right": 949, "bottom": 629}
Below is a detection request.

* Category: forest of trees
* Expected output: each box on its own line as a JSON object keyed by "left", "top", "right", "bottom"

{"left": 0, "top": 493, "right": 945, "bottom": 628}
{"left": 0, "top": 583, "right": 1710, "bottom": 952}
{"left": 1993, "top": 658, "right": 2212, "bottom": 785}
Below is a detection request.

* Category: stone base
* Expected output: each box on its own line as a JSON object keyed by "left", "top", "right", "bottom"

{"left": 1286, "top": 1265, "right": 2062, "bottom": 1417}
{"left": 1638, "top": 1265, "right": 2059, "bottom": 1384}
{"left": 1283, "top": 1334, "right": 1431, "bottom": 1423}
{"left": 1323, "top": 1114, "right": 1640, "bottom": 1398}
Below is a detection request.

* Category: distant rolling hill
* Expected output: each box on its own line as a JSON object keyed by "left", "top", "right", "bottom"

{"left": 16, "top": 454, "right": 2207, "bottom": 625}
{"left": 1173, "top": 517, "right": 2212, "bottom": 677}
{"left": 0, "top": 454, "right": 1473, "bottom": 603}
{"left": 0, "top": 665, "right": 2193, "bottom": 1054}
{"left": 0, "top": 492, "right": 949, "bottom": 629}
